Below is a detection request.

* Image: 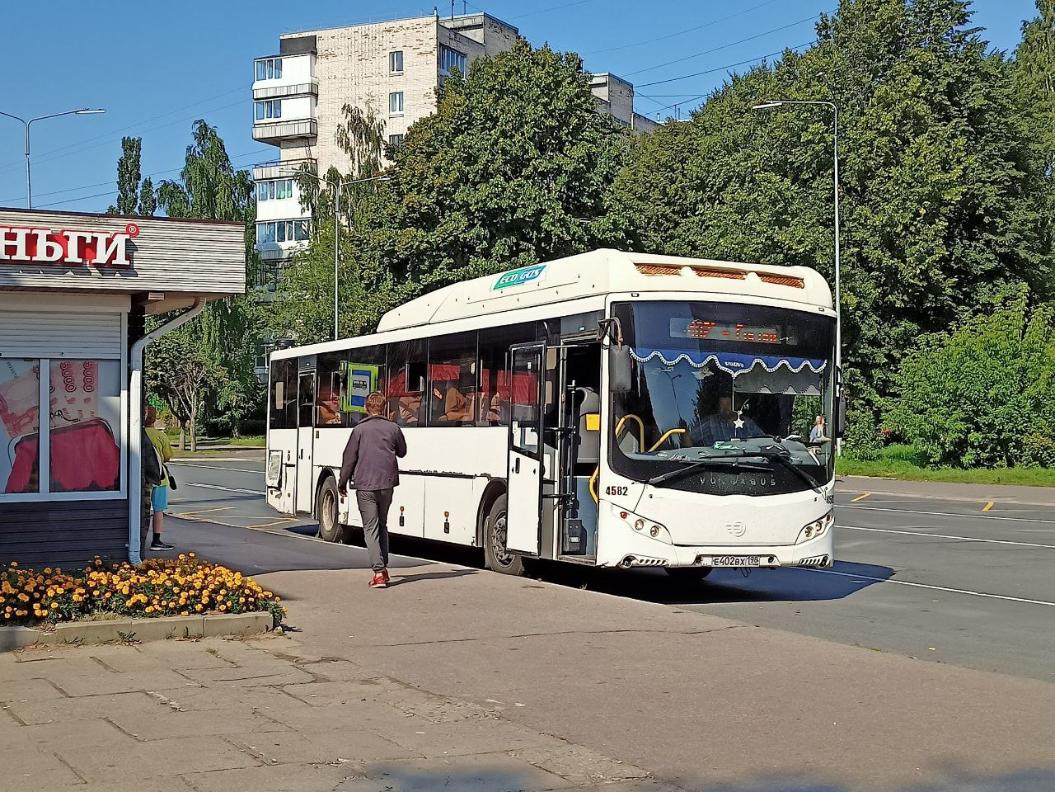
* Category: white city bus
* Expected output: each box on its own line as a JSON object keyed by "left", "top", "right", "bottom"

{"left": 265, "top": 249, "right": 841, "bottom": 578}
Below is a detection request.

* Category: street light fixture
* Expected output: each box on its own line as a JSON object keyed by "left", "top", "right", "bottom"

{"left": 290, "top": 170, "right": 391, "bottom": 340}
{"left": 752, "top": 99, "right": 842, "bottom": 438}
{"left": 0, "top": 107, "right": 106, "bottom": 208}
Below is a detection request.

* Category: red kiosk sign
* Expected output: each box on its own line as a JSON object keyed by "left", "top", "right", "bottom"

{"left": 0, "top": 222, "right": 139, "bottom": 267}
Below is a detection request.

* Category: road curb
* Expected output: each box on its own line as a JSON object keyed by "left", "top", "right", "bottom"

{"left": 0, "top": 611, "right": 275, "bottom": 651}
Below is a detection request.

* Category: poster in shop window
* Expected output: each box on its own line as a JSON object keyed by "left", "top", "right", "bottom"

{"left": 0, "top": 359, "right": 121, "bottom": 494}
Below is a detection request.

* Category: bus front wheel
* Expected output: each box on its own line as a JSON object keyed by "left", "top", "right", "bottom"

{"left": 317, "top": 477, "right": 344, "bottom": 543}
{"left": 484, "top": 495, "right": 525, "bottom": 576}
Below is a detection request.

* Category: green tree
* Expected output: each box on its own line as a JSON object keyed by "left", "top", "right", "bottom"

{"left": 138, "top": 177, "right": 156, "bottom": 217}
{"left": 607, "top": 0, "right": 1052, "bottom": 420}
{"left": 107, "top": 136, "right": 141, "bottom": 215}
{"left": 152, "top": 120, "right": 261, "bottom": 440}
{"left": 1015, "top": 0, "right": 1055, "bottom": 179}
{"left": 360, "top": 40, "right": 628, "bottom": 298}
{"left": 145, "top": 327, "right": 227, "bottom": 452}
{"left": 887, "top": 289, "right": 1055, "bottom": 467}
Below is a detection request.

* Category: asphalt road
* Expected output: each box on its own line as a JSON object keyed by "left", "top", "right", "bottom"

{"left": 165, "top": 456, "right": 1055, "bottom": 683}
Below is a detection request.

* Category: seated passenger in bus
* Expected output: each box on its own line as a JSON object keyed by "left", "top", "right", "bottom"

{"left": 437, "top": 380, "right": 475, "bottom": 424}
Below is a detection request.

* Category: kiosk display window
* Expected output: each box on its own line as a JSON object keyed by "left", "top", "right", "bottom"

{"left": 0, "top": 358, "right": 121, "bottom": 495}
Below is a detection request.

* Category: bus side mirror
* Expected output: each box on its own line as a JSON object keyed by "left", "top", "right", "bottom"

{"left": 835, "top": 394, "right": 848, "bottom": 439}
{"left": 609, "top": 346, "right": 633, "bottom": 394}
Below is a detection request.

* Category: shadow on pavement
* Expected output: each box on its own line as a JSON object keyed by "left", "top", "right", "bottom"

{"left": 348, "top": 765, "right": 1055, "bottom": 791}
{"left": 694, "top": 767, "right": 1055, "bottom": 792}
{"left": 389, "top": 569, "right": 479, "bottom": 585}
{"left": 522, "top": 559, "right": 894, "bottom": 607}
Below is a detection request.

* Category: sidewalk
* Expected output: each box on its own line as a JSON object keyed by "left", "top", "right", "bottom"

{"left": 3, "top": 562, "right": 1054, "bottom": 791}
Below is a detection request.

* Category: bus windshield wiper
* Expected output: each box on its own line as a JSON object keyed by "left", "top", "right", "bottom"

{"left": 647, "top": 456, "right": 771, "bottom": 486}
{"left": 753, "top": 449, "right": 823, "bottom": 494}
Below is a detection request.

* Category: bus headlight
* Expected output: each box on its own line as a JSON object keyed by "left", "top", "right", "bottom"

{"left": 613, "top": 505, "right": 672, "bottom": 545}
{"left": 796, "top": 511, "right": 833, "bottom": 544}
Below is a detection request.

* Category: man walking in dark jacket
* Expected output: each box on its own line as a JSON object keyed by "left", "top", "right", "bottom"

{"left": 338, "top": 392, "right": 407, "bottom": 588}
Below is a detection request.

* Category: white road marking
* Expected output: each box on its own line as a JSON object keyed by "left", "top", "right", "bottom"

{"left": 183, "top": 482, "right": 265, "bottom": 496}
{"left": 172, "top": 462, "right": 263, "bottom": 475}
{"left": 794, "top": 567, "right": 1055, "bottom": 608}
{"left": 840, "top": 524, "right": 1055, "bottom": 551}
{"left": 839, "top": 504, "right": 1055, "bottom": 525}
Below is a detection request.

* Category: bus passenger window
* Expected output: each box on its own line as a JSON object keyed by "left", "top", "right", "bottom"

{"left": 316, "top": 352, "right": 345, "bottom": 427}
{"left": 428, "top": 332, "right": 478, "bottom": 427}
{"left": 387, "top": 340, "right": 427, "bottom": 427}
{"left": 269, "top": 359, "right": 297, "bottom": 430}
{"left": 478, "top": 322, "right": 537, "bottom": 427}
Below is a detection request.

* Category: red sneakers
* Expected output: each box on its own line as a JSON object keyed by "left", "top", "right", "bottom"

{"left": 381, "top": 568, "right": 391, "bottom": 584}
{"left": 369, "top": 572, "right": 388, "bottom": 588}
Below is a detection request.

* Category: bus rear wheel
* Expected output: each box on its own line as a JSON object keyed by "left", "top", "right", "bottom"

{"left": 317, "top": 477, "right": 344, "bottom": 543}
{"left": 664, "top": 566, "right": 713, "bottom": 582}
{"left": 484, "top": 495, "right": 525, "bottom": 576}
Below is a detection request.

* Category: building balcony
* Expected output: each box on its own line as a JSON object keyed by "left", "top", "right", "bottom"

{"left": 253, "top": 158, "right": 315, "bottom": 181}
{"left": 252, "top": 119, "right": 317, "bottom": 144}
{"left": 252, "top": 81, "right": 318, "bottom": 101}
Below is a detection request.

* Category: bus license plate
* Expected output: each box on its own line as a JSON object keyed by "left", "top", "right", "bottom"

{"left": 711, "top": 555, "right": 760, "bottom": 567}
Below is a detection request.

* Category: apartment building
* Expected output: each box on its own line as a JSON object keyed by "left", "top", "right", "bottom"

{"left": 250, "top": 11, "right": 657, "bottom": 288}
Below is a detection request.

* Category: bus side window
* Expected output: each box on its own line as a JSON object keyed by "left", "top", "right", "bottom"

{"left": 316, "top": 352, "right": 346, "bottom": 427}
{"left": 387, "top": 340, "right": 427, "bottom": 428}
{"left": 478, "top": 322, "right": 537, "bottom": 427}
{"left": 428, "top": 331, "right": 478, "bottom": 427}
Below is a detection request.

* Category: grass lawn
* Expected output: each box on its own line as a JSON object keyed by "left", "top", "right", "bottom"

{"left": 163, "top": 432, "right": 265, "bottom": 449}
{"left": 838, "top": 444, "right": 1055, "bottom": 487}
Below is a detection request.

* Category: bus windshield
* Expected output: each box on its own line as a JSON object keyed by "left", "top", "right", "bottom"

{"left": 610, "top": 300, "right": 836, "bottom": 496}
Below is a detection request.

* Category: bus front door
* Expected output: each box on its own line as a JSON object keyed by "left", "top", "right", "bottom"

{"left": 295, "top": 371, "right": 316, "bottom": 514}
{"left": 505, "top": 343, "right": 544, "bottom": 555}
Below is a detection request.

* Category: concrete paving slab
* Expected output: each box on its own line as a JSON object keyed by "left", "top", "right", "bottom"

{"left": 57, "top": 734, "right": 260, "bottom": 781}
{"left": 378, "top": 717, "right": 566, "bottom": 759}
{"left": 338, "top": 753, "right": 578, "bottom": 791}
{"left": 108, "top": 705, "right": 290, "bottom": 741}
{"left": 1, "top": 745, "right": 87, "bottom": 787}
{"left": 147, "top": 681, "right": 308, "bottom": 715}
{"left": 88, "top": 641, "right": 238, "bottom": 672}
{"left": 179, "top": 663, "right": 316, "bottom": 687}
{"left": 3, "top": 690, "right": 159, "bottom": 726}
{"left": 229, "top": 727, "right": 420, "bottom": 765}
{"left": 180, "top": 762, "right": 364, "bottom": 792}
{"left": 0, "top": 676, "right": 68, "bottom": 703}
{"left": 11, "top": 716, "right": 137, "bottom": 751}
{"left": 59, "top": 779, "right": 196, "bottom": 792}
{"left": 262, "top": 698, "right": 429, "bottom": 736}
{"left": 38, "top": 668, "right": 199, "bottom": 697}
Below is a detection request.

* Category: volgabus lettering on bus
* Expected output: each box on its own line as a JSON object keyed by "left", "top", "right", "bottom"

{"left": 0, "top": 223, "right": 139, "bottom": 267}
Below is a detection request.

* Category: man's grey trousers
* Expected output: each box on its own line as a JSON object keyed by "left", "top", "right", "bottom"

{"left": 356, "top": 488, "right": 393, "bottom": 572}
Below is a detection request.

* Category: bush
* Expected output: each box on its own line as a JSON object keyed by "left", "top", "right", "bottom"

{"left": 887, "top": 292, "right": 1055, "bottom": 468}
{"left": 843, "top": 406, "right": 885, "bottom": 461}
{"left": 1, "top": 554, "right": 284, "bottom": 627}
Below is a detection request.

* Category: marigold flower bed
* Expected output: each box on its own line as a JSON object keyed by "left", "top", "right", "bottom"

{"left": 1, "top": 554, "right": 284, "bottom": 627}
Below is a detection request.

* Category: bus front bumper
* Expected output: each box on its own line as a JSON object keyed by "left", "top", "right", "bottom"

{"left": 599, "top": 521, "right": 834, "bottom": 570}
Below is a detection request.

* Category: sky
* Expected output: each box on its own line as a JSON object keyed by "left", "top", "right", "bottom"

{"left": 0, "top": 0, "right": 1039, "bottom": 214}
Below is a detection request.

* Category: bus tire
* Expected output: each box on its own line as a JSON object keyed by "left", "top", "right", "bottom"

{"left": 317, "top": 476, "right": 344, "bottom": 543}
{"left": 483, "top": 495, "right": 525, "bottom": 576}
{"left": 664, "top": 566, "right": 713, "bottom": 582}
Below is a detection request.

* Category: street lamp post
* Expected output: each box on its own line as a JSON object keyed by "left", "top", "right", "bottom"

{"left": 292, "top": 171, "right": 390, "bottom": 340}
{"left": 753, "top": 99, "right": 842, "bottom": 449}
{"left": 0, "top": 108, "right": 105, "bottom": 208}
